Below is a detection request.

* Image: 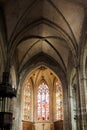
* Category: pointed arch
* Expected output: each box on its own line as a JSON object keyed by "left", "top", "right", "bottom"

{"left": 22, "top": 78, "right": 33, "bottom": 121}
{"left": 37, "top": 78, "right": 50, "bottom": 121}
{"left": 54, "top": 78, "right": 63, "bottom": 121}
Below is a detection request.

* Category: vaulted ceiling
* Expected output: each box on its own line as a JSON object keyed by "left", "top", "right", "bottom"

{"left": 0, "top": 0, "right": 87, "bottom": 81}
{"left": 24, "top": 66, "right": 58, "bottom": 87}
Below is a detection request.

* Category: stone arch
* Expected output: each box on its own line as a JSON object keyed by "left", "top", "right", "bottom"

{"left": 17, "top": 52, "right": 69, "bottom": 130}
{"left": 19, "top": 52, "right": 67, "bottom": 89}
{"left": 19, "top": 65, "right": 67, "bottom": 130}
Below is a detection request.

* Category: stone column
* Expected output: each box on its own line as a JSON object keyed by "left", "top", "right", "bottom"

{"left": 75, "top": 65, "right": 82, "bottom": 130}
{"left": 80, "top": 73, "right": 87, "bottom": 130}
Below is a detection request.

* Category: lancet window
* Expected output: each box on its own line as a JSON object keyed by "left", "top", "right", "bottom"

{"left": 23, "top": 79, "right": 32, "bottom": 121}
{"left": 37, "top": 81, "right": 49, "bottom": 121}
{"left": 55, "top": 79, "right": 63, "bottom": 120}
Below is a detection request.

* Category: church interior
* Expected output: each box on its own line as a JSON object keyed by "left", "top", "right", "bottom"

{"left": 0, "top": 0, "right": 87, "bottom": 130}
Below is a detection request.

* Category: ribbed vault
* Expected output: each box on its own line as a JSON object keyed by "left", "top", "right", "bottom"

{"left": 0, "top": 0, "right": 86, "bottom": 84}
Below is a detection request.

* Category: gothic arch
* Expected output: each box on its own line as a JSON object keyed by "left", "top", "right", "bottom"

{"left": 18, "top": 55, "right": 69, "bottom": 130}
{"left": 20, "top": 65, "right": 65, "bottom": 130}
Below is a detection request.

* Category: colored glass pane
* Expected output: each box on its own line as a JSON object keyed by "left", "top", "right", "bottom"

{"left": 23, "top": 80, "right": 31, "bottom": 121}
{"left": 56, "top": 79, "right": 63, "bottom": 120}
{"left": 37, "top": 82, "right": 49, "bottom": 121}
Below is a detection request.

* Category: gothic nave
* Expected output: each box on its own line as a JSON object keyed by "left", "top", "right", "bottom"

{"left": 0, "top": 0, "right": 87, "bottom": 130}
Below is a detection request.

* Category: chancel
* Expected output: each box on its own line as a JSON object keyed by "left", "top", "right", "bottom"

{"left": 0, "top": 0, "right": 87, "bottom": 130}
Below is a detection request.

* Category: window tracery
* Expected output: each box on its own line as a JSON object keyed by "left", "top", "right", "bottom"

{"left": 37, "top": 81, "right": 49, "bottom": 121}
{"left": 55, "top": 79, "right": 63, "bottom": 120}
{"left": 22, "top": 73, "right": 64, "bottom": 122}
{"left": 23, "top": 79, "right": 32, "bottom": 121}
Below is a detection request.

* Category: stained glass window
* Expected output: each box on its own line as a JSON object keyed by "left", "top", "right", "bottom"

{"left": 55, "top": 79, "right": 63, "bottom": 120}
{"left": 37, "top": 81, "right": 49, "bottom": 121}
{"left": 23, "top": 80, "right": 31, "bottom": 121}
